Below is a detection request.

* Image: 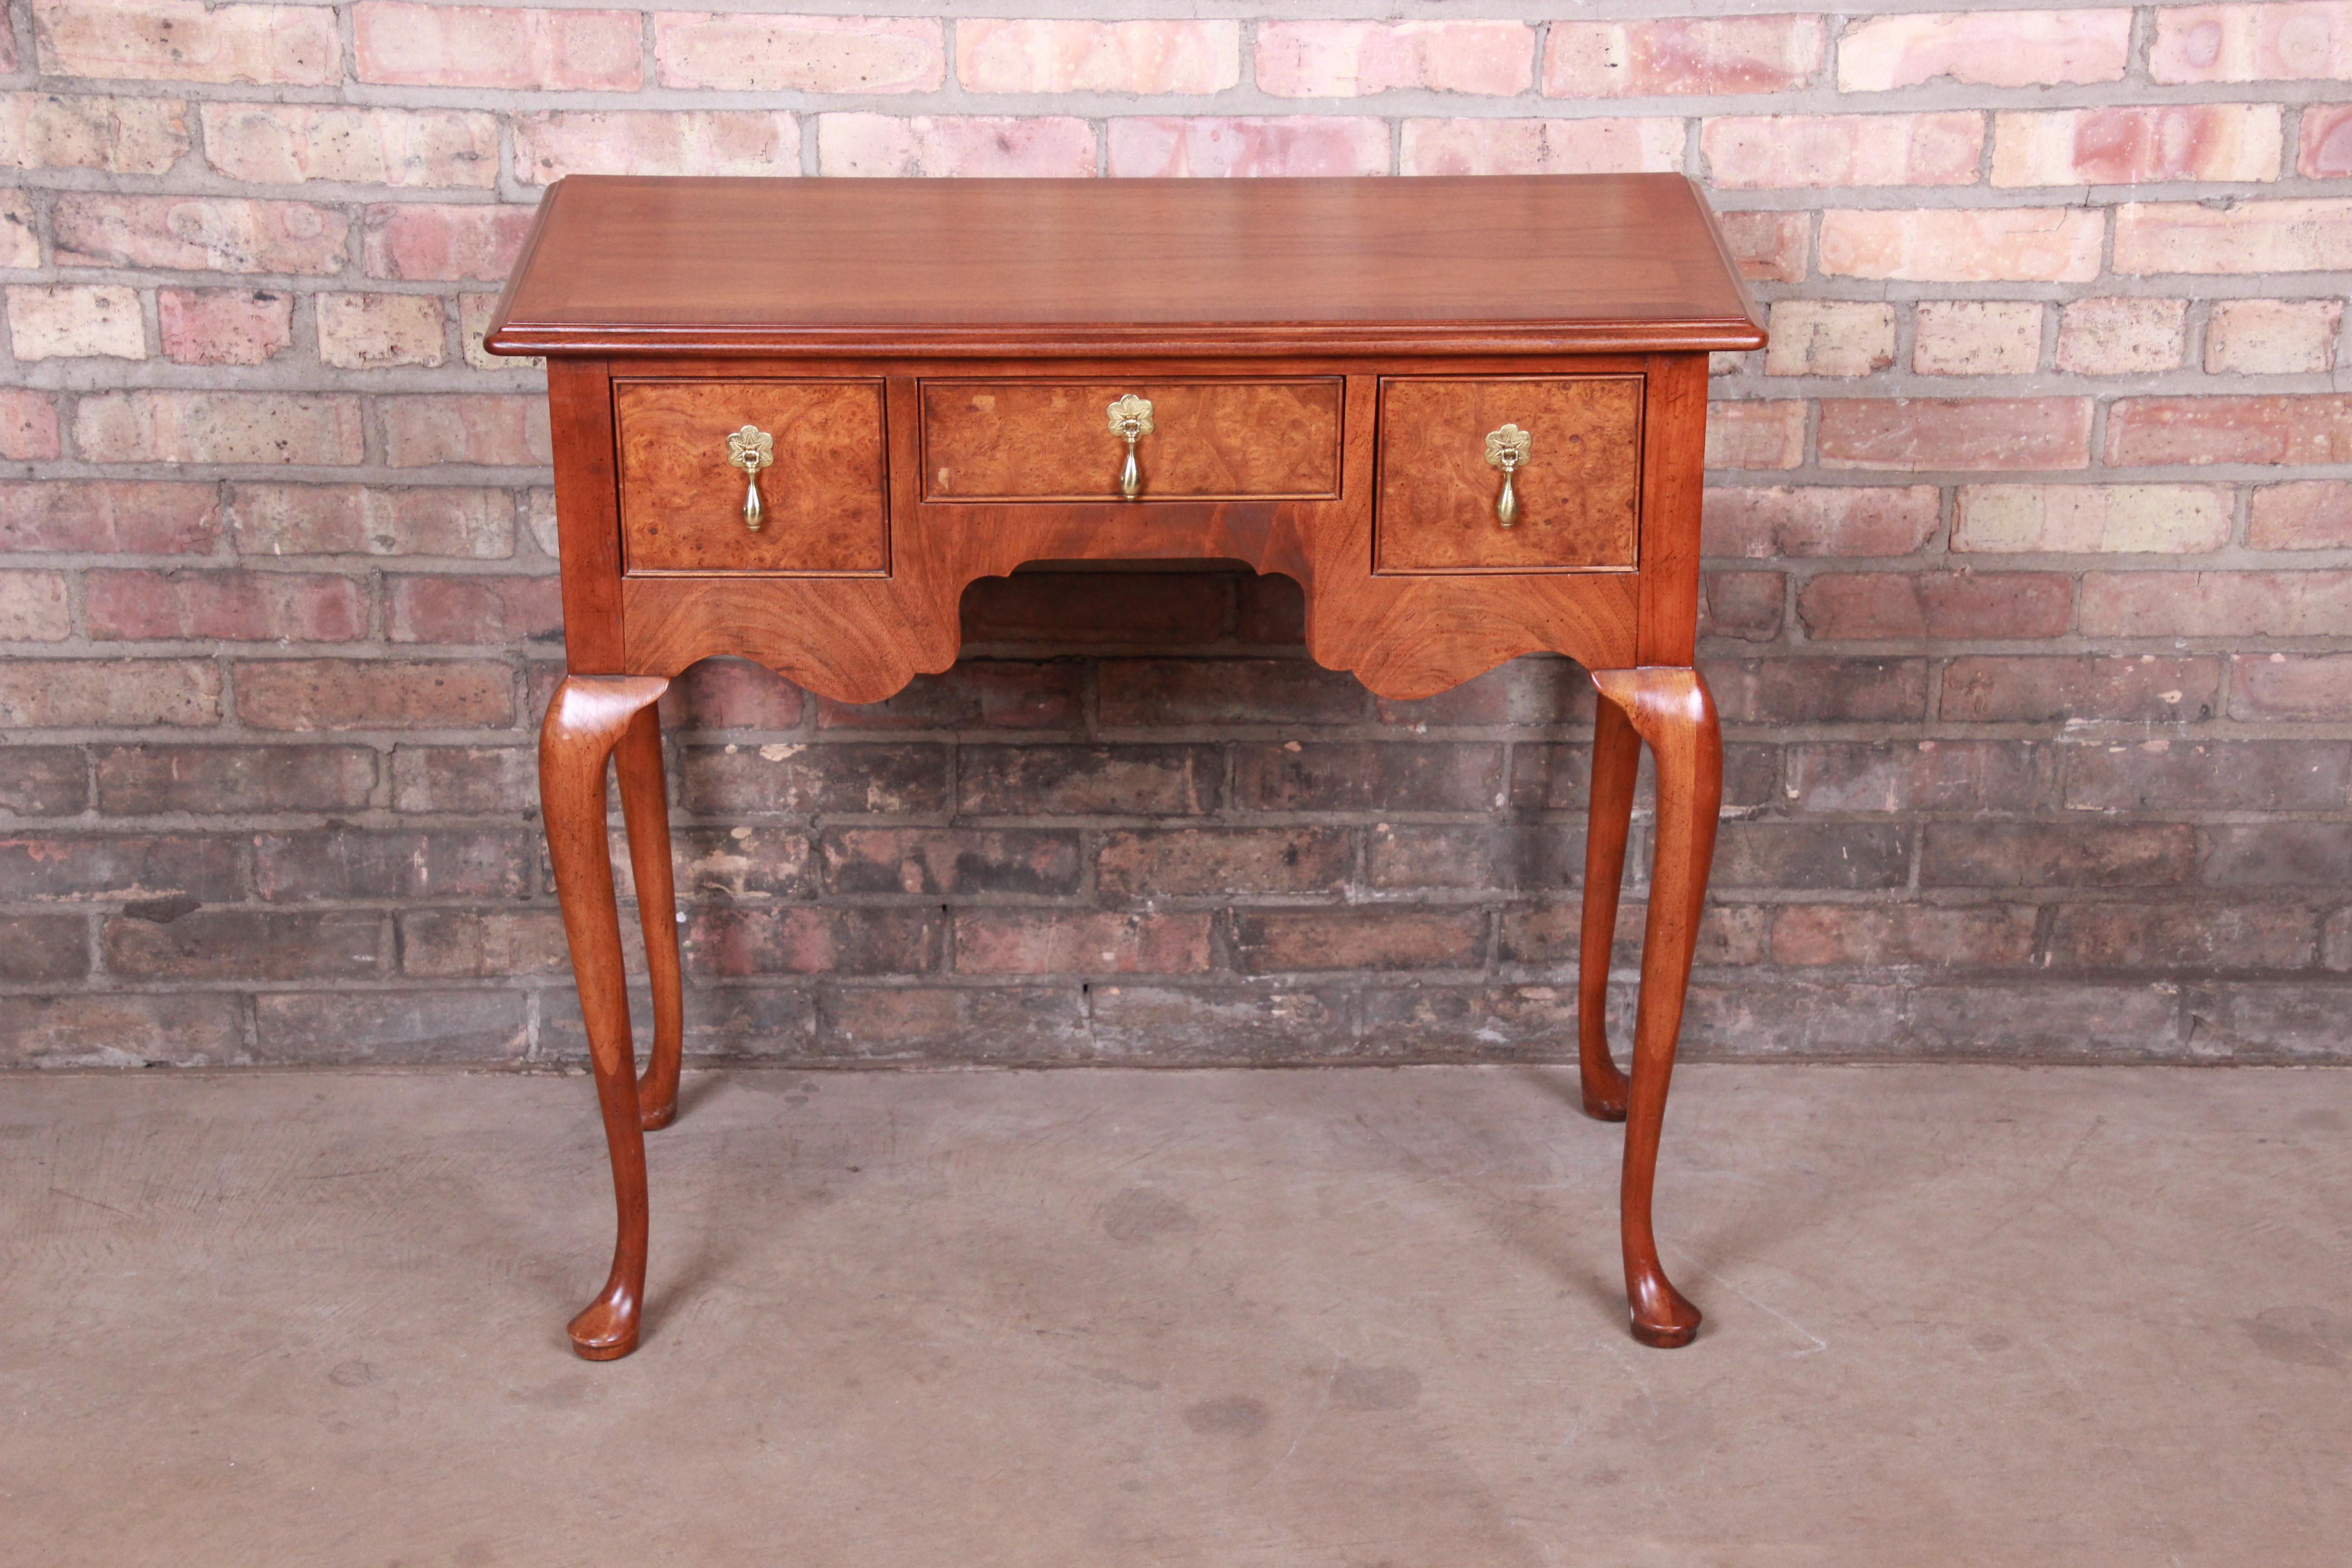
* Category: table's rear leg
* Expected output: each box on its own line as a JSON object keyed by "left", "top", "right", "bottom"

{"left": 1577, "top": 695, "right": 1640, "bottom": 1122}
{"left": 1591, "top": 667, "right": 1720, "bottom": 1350}
{"left": 542, "top": 674, "right": 671, "bottom": 1361}
{"left": 616, "top": 704, "right": 686, "bottom": 1131}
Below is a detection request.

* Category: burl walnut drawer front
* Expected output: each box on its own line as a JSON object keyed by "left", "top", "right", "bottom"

{"left": 616, "top": 379, "right": 887, "bottom": 574}
{"left": 920, "top": 379, "right": 1343, "bottom": 501}
{"left": 1376, "top": 375, "right": 1644, "bottom": 573}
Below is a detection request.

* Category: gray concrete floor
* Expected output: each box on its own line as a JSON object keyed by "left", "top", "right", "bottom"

{"left": 2, "top": 1063, "right": 2345, "bottom": 1568}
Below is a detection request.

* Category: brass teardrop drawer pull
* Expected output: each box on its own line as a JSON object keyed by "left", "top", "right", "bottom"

{"left": 725, "top": 424, "right": 774, "bottom": 531}
{"left": 1106, "top": 394, "right": 1153, "bottom": 500}
{"left": 1485, "top": 423, "right": 1532, "bottom": 528}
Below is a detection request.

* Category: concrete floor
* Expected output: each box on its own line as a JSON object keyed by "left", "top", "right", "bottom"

{"left": 2, "top": 1063, "right": 2345, "bottom": 1568}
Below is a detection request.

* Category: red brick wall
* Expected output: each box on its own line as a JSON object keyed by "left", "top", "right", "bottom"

{"left": 3, "top": 2, "right": 2347, "bottom": 1068}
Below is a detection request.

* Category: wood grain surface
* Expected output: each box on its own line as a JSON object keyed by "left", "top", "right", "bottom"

{"left": 921, "top": 379, "right": 1341, "bottom": 500}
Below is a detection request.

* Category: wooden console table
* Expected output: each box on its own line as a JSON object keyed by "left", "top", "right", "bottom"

{"left": 485, "top": 175, "right": 1765, "bottom": 1359}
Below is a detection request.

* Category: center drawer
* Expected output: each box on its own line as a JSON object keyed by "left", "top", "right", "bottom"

{"left": 920, "top": 379, "right": 1343, "bottom": 502}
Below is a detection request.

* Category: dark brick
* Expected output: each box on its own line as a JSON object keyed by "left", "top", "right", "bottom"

{"left": 1699, "top": 570, "right": 1786, "bottom": 641}
{"left": 684, "top": 907, "right": 942, "bottom": 978}
{"left": 960, "top": 568, "right": 1230, "bottom": 647}
{"left": 813, "top": 984, "right": 1093, "bottom": 1063}
{"left": 0, "top": 915, "right": 90, "bottom": 982}
{"left": 2063, "top": 740, "right": 2351, "bottom": 813}
{"left": 251, "top": 989, "right": 526, "bottom": 1065}
{"left": 815, "top": 662, "right": 1082, "bottom": 731}
{"left": 1798, "top": 571, "right": 2072, "bottom": 641}
{"left": 1233, "top": 741, "right": 1504, "bottom": 813}
{"left": 1366, "top": 824, "right": 1586, "bottom": 891}
{"left": 0, "top": 834, "right": 245, "bottom": 902}
{"left": 1769, "top": 904, "right": 2038, "bottom": 967}
{"left": 819, "top": 828, "right": 1080, "bottom": 897}
{"left": 97, "top": 745, "right": 376, "bottom": 815}
{"left": 1229, "top": 907, "right": 1487, "bottom": 973}
{"left": 1714, "top": 823, "right": 1911, "bottom": 889}
{"left": 104, "top": 909, "right": 386, "bottom": 980}
{"left": 677, "top": 743, "right": 949, "bottom": 816}
{"left": 255, "top": 829, "right": 530, "bottom": 902}
{"left": 1904, "top": 984, "right": 2182, "bottom": 1060}
{"left": 0, "top": 992, "right": 243, "bottom": 1068}
{"left": 0, "top": 747, "right": 87, "bottom": 817}
{"left": 1923, "top": 823, "right": 2195, "bottom": 887}
{"left": 1497, "top": 899, "right": 1769, "bottom": 967}
{"left": 1676, "top": 980, "right": 1909, "bottom": 1059}
{"left": 536, "top": 980, "right": 820, "bottom": 1063}
{"left": 2045, "top": 903, "right": 2318, "bottom": 971}
{"left": 1097, "top": 827, "right": 1349, "bottom": 897}
{"left": 658, "top": 657, "right": 805, "bottom": 730}
{"left": 1099, "top": 658, "right": 1364, "bottom": 727}
{"left": 2231, "top": 653, "right": 2352, "bottom": 721}
{"left": 1506, "top": 742, "right": 1778, "bottom": 813}
{"left": 1940, "top": 656, "right": 2222, "bottom": 724}
{"left": 389, "top": 746, "right": 535, "bottom": 813}
{"left": 2200, "top": 825, "right": 2352, "bottom": 888}
{"left": 1712, "top": 658, "right": 1929, "bottom": 723}
{"left": 957, "top": 745, "right": 1220, "bottom": 816}
{"left": 399, "top": 909, "right": 570, "bottom": 977}
{"left": 952, "top": 910, "right": 1212, "bottom": 975}
{"left": 663, "top": 827, "right": 812, "bottom": 902}
{"left": 1356, "top": 985, "right": 1587, "bottom": 1060}
{"left": 1235, "top": 571, "right": 1306, "bottom": 644}
{"left": 1088, "top": 983, "right": 1348, "bottom": 1060}
{"left": 1374, "top": 656, "right": 1594, "bottom": 728}
{"left": 1786, "top": 741, "right": 2050, "bottom": 813}
{"left": 2182, "top": 983, "right": 2352, "bottom": 1062}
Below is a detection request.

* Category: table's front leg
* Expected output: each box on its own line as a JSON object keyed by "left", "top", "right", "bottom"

{"left": 541, "top": 674, "right": 671, "bottom": 1361}
{"left": 1589, "top": 667, "right": 1721, "bottom": 1349}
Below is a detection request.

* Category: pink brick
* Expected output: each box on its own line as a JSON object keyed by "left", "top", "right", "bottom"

{"left": 2115, "top": 200, "right": 2352, "bottom": 274}
{"left": 1763, "top": 300, "right": 1896, "bottom": 376}
{"left": 2233, "top": 652, "right": 2352, "bottom": 718}
{"left": 1399, "top": 118, "right": 1684, "bottom": 176}
{"left": 1990, "top": 105, "right": 2283, "bottom": 186}
{"left": 1716, "top": 211, "right": 1808, "bottom": 282}
{"left": 6, "top": 284, "right": 145, "bottom": 361}
{"left": 379, "top": 396, "right": 551, "bottom": 468}
{"left": 1704, "top": 113, "right": 1981, "bottom": 189}
{"left": 953, "top": 911, "right": 1212, "bottom": 976}
{"left": 74, "top": 392, "right": 364, "bottom": 466}
{"left": 958, "top": 19, "right": 1237, "bottom": 94}
{"left": 1820, "top": 399, "right": 2091, "bottom": 471}
{"left": 2106, "top": 396, "right": 2352, "bottom": 466}
{"left": 387, "top": 574, "right": 562, "bottom": 643}
{"left": 2151, "top": 3, "right": 2352, "bottom": 82}
{"left": 1544, "top": 16, "right": 1824, "bottom": 97}
{"left": 0, "top": 91, "right": 188, "bottom": 174}
{"left": 1257, "top": 20, "right": 1532, "bottom": 97}
{"left": 1820, "top": 208, "right": 2103, "bottom": 282}
{"left": 0, "top": 481, "right": 222, "bottom": 554}
{"left": 0, "top": 392, "right": 60, "bottom": 461}
{"left": 514, "top": 112, "right": 799, "bottom": 184}
{"left": 816, "top": 114, "right": 1096, "bottom": 178}
{"left": 1702, "top": 486, "right": 1940, "bottom": 558}
{"left": 657, "top": 12, "right": 943, "bottom": 93}
{"left": 0, "top": 191, "right": 34, "bottom": 270}
{"left": 0, "top": 573, "right": 71, "bottom": 641}
{"left": 158, "top": 287, "right": 293, "bottom": 365}
{"left": 201, "top": 104, "right": 497, "bottom": 189}
{"left": 362, "top": 204, "right": 535, "bottom": 282}
{"left": 317, "top": 293, "right": 446, "bottom": 370}
{"left": 85, "top": 569, "right": 363, "bottom": 642}
{"left": 1107, "top": 117, "right": 1390, "bottom": 177}
{"left": 2205, "top": 299, "right": 2342, "bottom": 373}
{"left": 2250, "top": 483, "right": 2352, "bottom": 549}
{"left": 2301, "top": 103, "right": 2352, "bottom": 176}
{"left": 1798, "top": 572, "right": 2073, "bottom": 640}
{"left": 2055, "top": 298, "right": 2187, "bottom": 375}
{"left": 236, "top": 659, "right": 513, "bottom": 731}
{"left": 53, "top": 194, "right": 348, "bottom": 274}
{"left": 355, "top": 2, "right": 642, "bottom": 90}
{"left": 34, "top": 0, "right": 337, "bottom": 85}
{"left": 1913, "top": 301, "right": 2044, "bottom": 375}
{"left": 1705, "top": 402, "right": 1808, "bottom": 470}
{"left": 458, "top": 293, "right": 534, "bottom": 373}
{"left": 1838, "top": 10, "right": 2132, "bottom": 91}
{"left": 227, "top": 484, "right": 513, "bottom": 559}
{"left": 0, "top": 659, "right": 219, "bottom": 728}
{"left": 1955, "top": 485, "right": 2233, "bottom": 553}
{"left": 2080, "top": 571, "right": 2352, "bottom": 637}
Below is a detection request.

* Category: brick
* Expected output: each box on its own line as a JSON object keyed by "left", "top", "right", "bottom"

{"left": 2047, "top": 903, "right": 2317, "bottom": 971}
{"left": 1763, "top": 300, "right": 1895, "bottom": 377}
{"left": 2051, "top": 298, "right": 2186, "bottom": 376}
{"left": 2115, "top": 200, "right": 2352, "bottom": 274}
{"left": 1366, "top": 823, "right": 1582, "bottom": 891}
{"left": 1915, "top": 301, "right": 2043, "bottom": 376}
{"left": 957, "top": 745, "right": 1218, "bottom": 816}
{"left": 1705, "top": 401, "right": 1807, "bottom": 469}
{"left": 1902, "top": 984, "right": 2185, "bottom": 1062}
{"left": 386, "top": 573, "right": 560, "bottom": 644}
{"left": 1377, "top": 657, "right": 1596, "bottom": 729}
{"left": 1097, "top": 827, "right": 1350, "bottom": 898}
{"left": 2249, "top": 483, "right": 2352, "bottom": 549}
{"left": 0, "top": 993, "right": 242, "bottom": 1069}
{"left": 1498, "top": 900, "right": 1768, "bottom": 968}
{"left": 2233, "top": 653, "right": 2352, "bottom": 719}
{"left": 1771, "top": 905, "right": 2037, "bottom": 968}
{"left": 0, "top": 915, "right": 90, "bottom": 983}
{"left": 157, "top": 288, "right": 291, "bottom": 366}
{"left": 1230, "top": 908, "right": 1485, "bottom": 974}
{"left": 816, "top": 114, "right": 1096, "bottom": 178}
{"left": 514, "top": 111, "right": 799, "bottom": 184}
{"left": 361, "top": 204, "right": 535, "bottom": 283}
{"left": 1544, "top": 16, "right": 1823, "bottom": 97}
{"left": 317, "top": 292, "right": 446, "bottom": 370}
{"left": 1107, "top": 117, "right": 1390, "bottom": 178}
{"left": 653, "top": 826, "right": 812, "bottom": 903}
{"left": 2202, "top": 825, "right": 2352, "bottom": 887}
{"left": 0, "top": 572, "right": 70, "bottom": 640}
{"left": 235, "top": 659, "right": 512, "bottom": 731}
{"left": 1257, "top": 20, "right": 1533, "bottom": 97}
{"left": 0, "top": 91, "right": 187, "bottom": 173}
{"left": 1837, "top": 10, "right": 2131, "bottom": 91}
{"left": 97, "top": 744, "right": 372, "bottom": 814}
{"left": 399, "top": 910, "right": 568, "bottom": 978}
{"left": 379, "top": 395, "right": 551, "bottom": 468}
{"left": 819, "top": 828, "right": 1079, "bottom": 897}
{"left": 2081, "top": 570, "right": 2352, "bottom": 638}
{"left": 1398, "top": 118, "right": 1684, "bottom": 176}
{"left": 255, "top": 828, "right": 528, "bottom": 902}
{"left": 0, "top": 191, "right": 35, "bottom": 270}
{"left": 0, "top": 481, "right": 220, "bottom": 554}
{"left": 201, "top": 104, "right": 496, "bottom": 188}
{"left": 1713, "top": 822, "right": 1910, "bottom": 889}
{"left": 1785, "top": 740, "right": 2048, "bottom": 813}
{"left": 6, "top": 284, "right": 142, "bottom": 362}
{"left": 1922, "top": 823, "right": 2195, "bottom": 888}
{"left": 678, "top": 743, "right": 947, "bottom": 816}
{"left": 0, "top": 659, "right": 219, "bottom": 727}
{"left": 1822, "top": 208, "right": 2103, "bottom": 283}
{"left": 388, "top": 745, "right": 534, "bottom": 813}
{"left": 1699, "top": 571, "right": 1785, "bottom": 641}
{"left": 1088, "top": 985, "right": 1347, "bottom": 1062}
{"left": 1940, "top": 655, "right": 2222, "bottom": 723}
{"left": 229, "top": 484, "right": 512, "bottom": 559}
{"left": 954, "top": 911, "right": 1211, "bottom": 976}
{"left": 1954, "top": 485, "right": 2231, "bottom": 554}
{"left": 0, "top": 832, "right": 241, "bottom": 902}
{"left": 657, "top": 12, "right": 942, "bottom": 93}
{"left": 1098, "top": 659, "right": 1362, "bottom": 728}
{"left": 1703, "top": 485, "right": 1940, "bottom": 558}
{"left": 961, "top": 570, "right": 1227, "bottom": 647}
{"left": 75, "top": 392, "right": 363, "bottom": 467}
{"left": 957, "top": 19, "right": 1236, "bottom": 94}
{"left": 2301, "top": 102, "right": 2352, "bottom": 176}
{"left": 1820, "top": 398, "right": 2090, "bottom": 472}
{"left": 0, "top": 749, "right": 90, "bottom": 817}
{"left": 1716, "top": 211, "right": 1809, "bottom": 284}
{"left": 250, "top": 990, "right": 526, "bottom": 1065}
{"left": 2066, "top": 738, "right": 2348, "bottom": 812}
{"left": 2180, "top": 983, "right": 2352, "bottom": 1062}
{"left": 52, "top": 194, "right": 347, "bottom": 274}
{"left": 460, "top": 294, "right": 537, "bottom": 373}
{"left": 0, "top": 393, "right": 61, "bottom": 462}
{"left": 1992, "top": 105, "right": 2283, "bottom": 186}
{"left": 1713, "top": 657, "right": 1928, "bottom": 723}
{"left": 686, "top": 908, "right": 941, "bottom": 979}
{"left": 2205, "top": 299, "right": 2340, "bottom": 374}
{"left": 354, "top": 2, "right": 642, "bottom": 90}
{"left": 2151, "top": 3, "right": 2352, "bottom": 83}
{"left": 652, "top": 662, "right": 799, "bottom": 732}
{"left": 86, "top": 568, "right": 362, "bottom": 642}
{"left": 813, "top": 985, "right": 1088, "bottom": 1065}
{"left": 1231, "top": 741, "right": 1503, "bottom": 812}
{"left": 2104, "top": 396, "right": 2352, "bottom": 466}
{"left": 34, "top": 0, "right": 338, "bottom": 85}
{"left": 1705, "top": 113, "right": 1981, "bottom": 189}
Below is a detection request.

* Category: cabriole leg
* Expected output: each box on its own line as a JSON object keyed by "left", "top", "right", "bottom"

{"left": 616, "top": 703, "right": 685, "bottom": 1131}
{"left": 1577, "top": 694, "right": 1640, "bottom": 1122}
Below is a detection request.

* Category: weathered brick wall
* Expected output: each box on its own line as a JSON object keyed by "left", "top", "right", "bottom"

{"left": 4, "top": 1, "right": 2348, "bottom": 1069}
